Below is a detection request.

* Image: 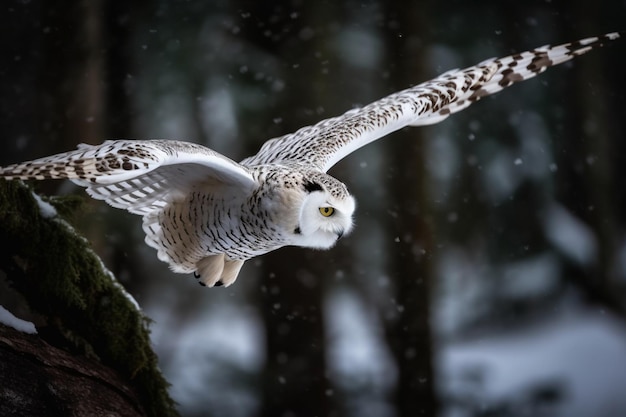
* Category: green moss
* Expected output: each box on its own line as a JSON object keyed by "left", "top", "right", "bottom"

{"left": 0, "top": 180, "right": 178, "bottom": 417}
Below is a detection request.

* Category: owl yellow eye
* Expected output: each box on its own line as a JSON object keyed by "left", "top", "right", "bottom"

{"left": 319, "top": 207, "right": 335, "bottom": 217}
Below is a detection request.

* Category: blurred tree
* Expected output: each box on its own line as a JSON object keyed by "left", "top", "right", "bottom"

{"left": 0, "top": 1, "right": 104, "bottom": 176}
{"left": 236, "top": 2, "right": 335, "bottom": 416}
{"left": 96, "top": 0, "right": 147, "bottom": 294}
{"left": 380, "top": 1, "right": 438, "bottom": 415}
{"left": 0, "top": 1, "right": 41, "bottom": 164}
{"left": 38, "top": 1, "right": 105, "bottom": 157}
{"left": 557, "top": 3, "right": 626, "bottom": 316}
{"left": 103, "top": 0, "right": 140, "bottom": 138}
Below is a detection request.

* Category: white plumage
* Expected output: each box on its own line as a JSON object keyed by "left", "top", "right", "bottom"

{"left": 0, "top": 32, "right": 620, "bottom": 287}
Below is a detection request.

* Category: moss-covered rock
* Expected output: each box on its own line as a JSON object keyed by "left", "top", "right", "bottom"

{"left": 0, "top": 180, "right": 178, "bottom": 417}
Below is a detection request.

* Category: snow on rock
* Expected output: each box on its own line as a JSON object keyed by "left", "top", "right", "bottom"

{"left": 31, "top": 192, "right": 57, "bottom": 219}
{"left": 32, "top": 190, "right": 142, "bottom": 313}
{"left": 0, "top": 305, "right": 37, "bottom": 334}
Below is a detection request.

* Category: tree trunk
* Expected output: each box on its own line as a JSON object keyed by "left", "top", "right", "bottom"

{"left": 246, "top": 3, "right": 340, "bottom": 416}
{"left": 382, "top": 1, "right": 439, "bottom": 415}
{"left": 260, "top": 250, "right": 329, "bottom": 417}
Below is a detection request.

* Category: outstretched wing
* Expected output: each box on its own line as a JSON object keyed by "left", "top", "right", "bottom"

{"left": 0, "top": 140, "right": 257, "bottom": 215}
{"left": 243, "top": 32, "right": 620, "bottom": 172}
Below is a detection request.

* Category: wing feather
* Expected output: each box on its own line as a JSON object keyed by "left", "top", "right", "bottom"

{"left": 0, "top": 139, "right": 256, "bottom": 215}
{"left": 243, "top": 32, "right": 620, "bottom": 172}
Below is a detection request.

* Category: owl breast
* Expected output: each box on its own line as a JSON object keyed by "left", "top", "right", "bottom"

{"left": 142, "top": 187, "right": 288, "bottom": 274}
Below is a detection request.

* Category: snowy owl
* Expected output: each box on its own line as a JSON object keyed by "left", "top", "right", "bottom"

{"left": 0, "top": 32, "right": 620, "bottom": 287}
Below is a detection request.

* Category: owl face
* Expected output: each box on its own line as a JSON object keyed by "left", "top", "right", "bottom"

{"left": 291, "top": 184, "right": 356, "bottom": 250}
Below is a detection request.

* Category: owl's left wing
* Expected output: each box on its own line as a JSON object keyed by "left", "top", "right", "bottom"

{"left": 243, "top": 32, "right": 620, "bottom": 172}
{"left": 0, "top": 140, "right": 257, "bottom": 215}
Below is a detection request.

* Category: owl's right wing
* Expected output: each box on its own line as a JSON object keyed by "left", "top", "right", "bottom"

{"left": 0, "top": 140, "right": 257, "bottom": 215}
{"left": 243, "top": 32, "right": 620, "bottom": 172}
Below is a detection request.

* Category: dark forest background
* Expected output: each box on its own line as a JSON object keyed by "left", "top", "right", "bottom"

{"left": 1, "top": 1, "right": 626, "bottom": 416}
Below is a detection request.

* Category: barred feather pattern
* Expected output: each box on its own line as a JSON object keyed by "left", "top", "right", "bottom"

{"left": 245, "top": 32, "right": 621, "bottom": 172}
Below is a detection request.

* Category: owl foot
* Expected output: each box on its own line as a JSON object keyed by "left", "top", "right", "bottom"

{"left": 194, "top": 255, "right": 244, "bottom": 287}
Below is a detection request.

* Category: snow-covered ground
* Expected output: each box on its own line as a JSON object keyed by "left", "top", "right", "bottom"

{"left": 439, "top": 309, "right": 626, "bottom": 417}
{"left": 146, "top": 280, "right": 626, "bottom": 417}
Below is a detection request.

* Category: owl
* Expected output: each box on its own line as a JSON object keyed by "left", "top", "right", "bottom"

{"left": 0, "top": 32, "right": 620, "bottom": 287}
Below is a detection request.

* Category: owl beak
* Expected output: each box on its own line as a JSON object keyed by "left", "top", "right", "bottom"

{"left": 336, "top": 229, "right": 344, "bottom": 240}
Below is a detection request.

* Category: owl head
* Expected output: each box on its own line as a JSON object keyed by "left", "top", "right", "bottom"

{"left": 290, "top": 172, "right": 356, "bottom": 250}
